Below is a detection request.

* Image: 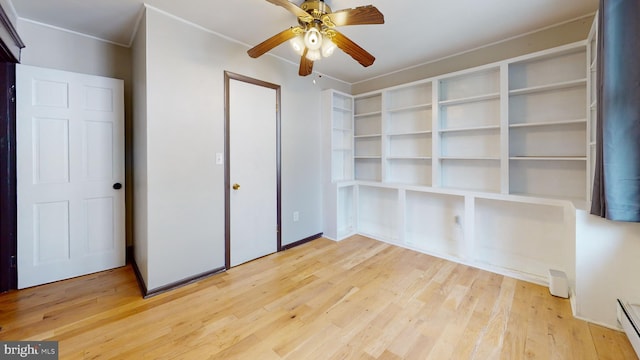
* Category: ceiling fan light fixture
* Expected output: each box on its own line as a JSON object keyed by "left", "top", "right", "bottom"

{"left": 290, "top": 36, "right": 305, "bottom": 55}
{"left": 305, "top": 49, "right": 322, "bottom": 61}
{"left": 304, "top": 27, "right": 322, "bottom": 51}
{"left": 247, "top": 0, "right": 384, "bottom": 76}
{"left": 321, "top": 35, "right": 336, "bottom": 58}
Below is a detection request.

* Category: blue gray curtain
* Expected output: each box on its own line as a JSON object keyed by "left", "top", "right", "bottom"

{"left": 590, "top": 0, "right": 640, "bottom": 222}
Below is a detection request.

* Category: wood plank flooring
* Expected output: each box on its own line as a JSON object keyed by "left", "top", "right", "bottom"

{"left": 0, "top": 235, "right": 636, "bottom": 359}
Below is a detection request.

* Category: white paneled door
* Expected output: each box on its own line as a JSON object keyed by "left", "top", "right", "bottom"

{"left": 229, "top": 77, "right": 278, "bottom": 267}
{"left": 16, "top": 65, "right": 125, "bottom": 289}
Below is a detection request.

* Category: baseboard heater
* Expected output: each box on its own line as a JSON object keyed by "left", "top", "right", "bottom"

{"left": 617, "top": 299, "right": 640, "bottom": 357}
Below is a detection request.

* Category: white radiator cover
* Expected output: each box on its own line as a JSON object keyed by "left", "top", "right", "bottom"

{"left": 617, "top": 299, "right": 640, "bottom": 357}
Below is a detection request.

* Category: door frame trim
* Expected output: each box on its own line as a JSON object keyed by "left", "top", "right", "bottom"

{"left": 224, "top": 71, "right": 282, "bottom": 270}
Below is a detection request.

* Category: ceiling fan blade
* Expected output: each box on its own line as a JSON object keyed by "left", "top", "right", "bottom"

{"left": 265, "top": 0, "right": 313, "bottom": 23}
{"left": 247, "top": 27, "right": 300, "bottom": 58}
{"left": 322, "top": 5, "right": 384, "bottom": 27}
{"left": 299, "top": 48, "right": 314, "bottom": 76}
{"left": 330, "top": 30, "right": 376, "bottom": 67}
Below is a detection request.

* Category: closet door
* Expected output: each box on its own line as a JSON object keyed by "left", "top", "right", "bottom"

{"left": 226, "top": 73, "right": 280, "bottom": 267}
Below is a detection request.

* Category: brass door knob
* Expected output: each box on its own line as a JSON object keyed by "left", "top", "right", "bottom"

{"left": 232, "top": 183, "right": 240, "bottom": 190}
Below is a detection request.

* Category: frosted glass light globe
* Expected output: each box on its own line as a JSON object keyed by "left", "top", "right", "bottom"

{"left": 321, "top": 37, "right": 336, "bottom": 58}
{"left": 304, "top": 28, "right": 322, "bottom": 51}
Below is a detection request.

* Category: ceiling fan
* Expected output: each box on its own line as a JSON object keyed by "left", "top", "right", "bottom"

{"left": 247, "top": 0, "right": 385, "bottom": 76}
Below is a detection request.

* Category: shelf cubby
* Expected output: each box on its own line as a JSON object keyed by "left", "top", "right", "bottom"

{"left": 386, "top": 107, "right": 432, "bottom": 134}
{"left": 439, "top": 98, "right": 500, "bottom": 130}
{"left": 332, "top": 128, "right": 352, "bottom": 150}
{"left": 386, "top": 159, "right": 432, "bottom": 186}
{"left": 509, "top": 122, "right": 586, "bottom": 158}
{"left": 440, "top": 128, "right": 500, "bottom": 158}
{"left": 355, "top": 93, "right": 382, "bottom": 115}
{"left": 474, "top": 198, "right": 570, "bottom": 276}
{"left": 509, "top": 159, "right": 587, "bottom": 200}
{"left": 357, "top": 186, "right": 399, "bottom": 241}
{"left": 354, "top": 114, "right": 381, "bottom": 137}
{"left": 387, "top": 82, "right": 432, "bottom": 110}
{"left": 332, "top": 150, "right": 353, "bottom": 182}
{"left": 439, "top": 68, "right": 500, "bottom": 102}
{"left": 509, "top": 48, "right": 587, "bottom": 91}
{"left": 388, "top": 132, "right": 431, "bottom": 158}
{"left": 441, "top": 158, "right": 501, "bottom": 193}
{"left": 337, "top": 185, "right": 356, "bottom": 239}
{"left": 405, "top": 191, "right": 464, "bottom": 254}
{"left": 332, "top": 93, "right": 353, "bottom": 112}
{"left": 354, "top": 135, "right": 382, "bottom": 157}
{"left": 354, "top": 158, "right": 381, "bottom": 182}
{"left": 509, "top": 86, "right": 586, "bottom": 125}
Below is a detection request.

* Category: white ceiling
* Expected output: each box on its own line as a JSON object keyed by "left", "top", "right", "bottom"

{"left": 10, "top": 0, "right": 597, "bottom": 84}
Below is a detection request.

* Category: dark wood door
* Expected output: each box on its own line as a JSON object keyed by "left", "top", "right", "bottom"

{"left": 0, "top": 59, "right": 17, "bottom": 292}
{"left": 0, "top": 5, "right": 23, "bottom": 292}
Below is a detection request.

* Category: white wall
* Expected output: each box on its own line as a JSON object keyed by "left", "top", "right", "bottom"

{"left": 17, "top": 20, "right": 131, "bottom": 90}
{"left": 576, "top": 211, "right": 640, "bottom": 328}
{"left": 135, "top": 6, "right": 349, "bottom": 291}
{"left": 132, "top": 14, "right": 148, "bottom": 288}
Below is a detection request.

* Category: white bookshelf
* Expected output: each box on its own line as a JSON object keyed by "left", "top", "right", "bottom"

{"left": 507, "top": 46, "right": 588, "bottom": 201}
{"left": 322, "top": 41, "right": 591, "bottom": 243}
{"left": 340, "top": 182, "right": 577, "bottom": 287}
{"left": 321, "top": 32, "right": 596, "bottom": 304}
{"left": 322, "top": 90, "right": 356, "bottom": 240}
{"left": 438, "top": 67, "right": 502, "bottom": 193}
{"left": 329, "top": 92, "right": 354, "bottom": 182}
{"left": 384, "top": 81, "right": 433, "bottom": 186}
{"left": 354, "top": 94, "right": 383, "bottom": 182}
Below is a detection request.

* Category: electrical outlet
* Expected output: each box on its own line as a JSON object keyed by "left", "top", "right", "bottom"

{"left": 293, "top": 211, "right": 299, "bottom": 222}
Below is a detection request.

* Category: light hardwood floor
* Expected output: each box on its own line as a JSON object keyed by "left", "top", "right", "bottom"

{"left": 0, "top": 235, "right": 636, "bottom": 359}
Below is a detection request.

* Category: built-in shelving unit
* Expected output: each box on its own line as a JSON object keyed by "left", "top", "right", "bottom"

{"left": 323, "top": 42, "right": 591, "bottom": 206}
{"left": 322, "top": 39, "right": 593, "bottom": 288}
{"left": 384, "top": 81, "right": 433, "bottom": 186}
{"left": 354, "top": 93, "right": 383, "bottom": 182}
{"left": 507, "top": 46, "right": 588, "bottom": 203}
{"left": 322, "top": 90, "right": 357, "bottom": 241}
{"left": 330, "top": 92, "right": 354, "bottom": 182}
{"left": 438, "top": 67, "right": 502, "bottom": 193}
